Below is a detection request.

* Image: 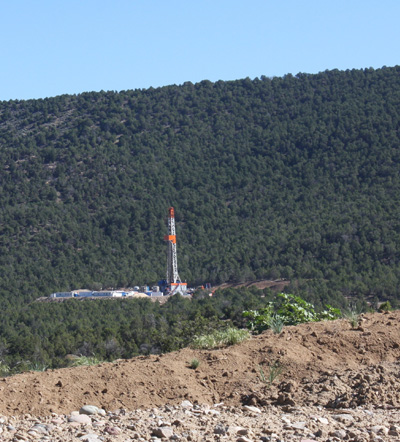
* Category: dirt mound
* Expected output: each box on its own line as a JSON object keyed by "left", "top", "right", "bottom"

{"left": 1, "top": 310, "right": 400, "bottom": 417}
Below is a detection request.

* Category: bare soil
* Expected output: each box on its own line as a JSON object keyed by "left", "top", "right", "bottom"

{"left": 212, "top": 279, "right": 290, "bottom": 292}
{"left": 0, "top": 310, "right": 400, "bottom": 418}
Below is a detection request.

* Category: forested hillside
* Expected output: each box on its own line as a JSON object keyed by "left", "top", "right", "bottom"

{"left": 1, "top": 65, "right": 400, "bottom": 369}
{"left": 1, "top": 66, "right": 400, "bottom": 305}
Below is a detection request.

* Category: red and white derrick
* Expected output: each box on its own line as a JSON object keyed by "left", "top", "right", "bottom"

{"left": 164, "top": 207, "right": 187, "bottom": 295}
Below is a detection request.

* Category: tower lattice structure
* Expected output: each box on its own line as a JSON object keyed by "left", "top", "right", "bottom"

{"left": 164, "top": 207, "right": 181, "bottom": 284}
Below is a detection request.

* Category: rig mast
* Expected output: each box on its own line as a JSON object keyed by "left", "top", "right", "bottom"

{"left": 163, "top": 207, "right": 187, "bottom": 295}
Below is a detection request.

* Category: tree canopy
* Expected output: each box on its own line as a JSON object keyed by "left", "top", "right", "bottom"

{"left": 0, "top": 66, "right": 400, "bottom": 368}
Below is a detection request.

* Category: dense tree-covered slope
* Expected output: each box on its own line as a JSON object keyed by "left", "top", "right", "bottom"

{"left": 1, "top": 66, "right": 400, "bottom": 306}
{"left": 0, "top": 287, "right": 272, "bottom": 370}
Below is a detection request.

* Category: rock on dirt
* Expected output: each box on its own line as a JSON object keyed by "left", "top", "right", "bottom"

{"left": 0, "top": 311, "right": 400, "bottom": 440}
{"left": 0, "top": 401, "right": 399, "bottom": 442}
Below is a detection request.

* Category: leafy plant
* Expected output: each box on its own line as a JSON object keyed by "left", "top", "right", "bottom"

{"left": 345, "top": 309, "right": 361, "bottom": 329}
{"left": 259, "top": 360, "right": 285, "bottom": 387}
{"left": 190, "top": 334, "right": 217, "bottom": 350}
{"left": 191, "top": 327, "right": 250, "bottom": 349}
{"left": 317, "top": 305, "right": 342, "bottom": 321}
{"left": 269, "top": 314, "right": 284, "bottom": 334}
{"left": 378, "top": 301, "right": 392, "bottom": 312}
{"left": 244, "top": 294, "right": 342, "bottom": 333}
{"left": 243, "top": 304, "right": 274, "bottom": 333}
{"left": 0, "top": 362, "right": 10, "bottom": 377}
{"left": 222, "top": 327, "right": 251, "bottom": 346}
{"left": 28, "top": 362, "right": 48, "bottom": 372}
{"left": 69, "top": 356, "right": 103, "bottom": 367}
{"left": 189, "top": 358, "right": 200, "bottom": 369}
{"left": 277, "top": 293, "right": 318, "bottom": 325}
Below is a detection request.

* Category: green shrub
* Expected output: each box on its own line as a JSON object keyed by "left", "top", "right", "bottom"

{"left": 269, "top": 314, "right": 284, "bottom": 334}
{"left": 378, "top": 301, "right": 392, "bottom": 312}
{"left": 317, "top": 305, "right": 343, "bottom": 321}
{"left": 69, "top": 356, "right": 103, "bottom": 367}
{"left": 344, "top": 309, "right": 360, "bottom": 329}
{"left": 243, "top": 294, "right": 342, "bottom": 333}
{"left": 259, "top": 360, "right": 284, "bottom": 388}
{"left": 190, "top": 334, "right": 217, "bottom": 350}
{"left": 191, "top": 327, "right": 250, "bottom": 349}
{"left": 189, "top": 358, "right": 200, "bottom": 369}
{"left": 0, "top": 362, "right": 10, "bottom": 377}
{"left": 243, "top": 304, "right": 274, "bottom": 333}
{"left": 28, "top": 362, "right": 48, "bottom": 372}
{"left": 277, "top": 293, "right": 318, "bottom": 325}
{"left": 222, "top": 327, "right": 250, "bottom": 346}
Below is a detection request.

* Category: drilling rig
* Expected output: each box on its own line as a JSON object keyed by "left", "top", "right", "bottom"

{"left": 160, "top": 207, "right": 187, "bottom": 295}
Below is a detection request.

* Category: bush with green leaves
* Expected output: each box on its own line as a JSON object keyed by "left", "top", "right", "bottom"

{"left": 242, "top": 303, "right": 274, "bottom": 333}
{"left": 190, "top": 327, "right": 250, "bottom": 349}
{"left": 378, "top": 301, "right": 392, "bottom": 312}
{"left": 69, "top": 356, "right": 103, "bottom": 367}
{"left": 28, "top": 362, "right": 48, "bottom": 372}
{"left": 243, "top": 293, "right": 341, "bottom": 333}
{"left": 344, "top": 309, "right": 361, "bottom": 329}
{"left": 277, "top": 294, "right": 341, "bottom": 325}
{"left": 0, "top": 362, "right": 10, "bottom": 377}
{"left": 259, "top": 360, "right": 285, "bottom": 387}
{"left": 189, "top": 358, "right": 200, "bottom": 369}
{"left": 269, "top": 314, "right": 284, "bottom": 334}
{"left": 317, "top": 305, "right": 343, "bottom": 321}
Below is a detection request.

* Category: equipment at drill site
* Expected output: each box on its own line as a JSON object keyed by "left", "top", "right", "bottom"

{"left": 159, "top": 207, "right": 187, "bottom": 295}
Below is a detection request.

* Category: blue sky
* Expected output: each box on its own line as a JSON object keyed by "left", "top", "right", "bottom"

{"left": 1, "top": 0, "right": 399, "bottom": 101}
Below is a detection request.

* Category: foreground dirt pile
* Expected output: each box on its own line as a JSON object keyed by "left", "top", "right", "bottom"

{"left": 1, "top": 310, "right": 400, "bottom": 440}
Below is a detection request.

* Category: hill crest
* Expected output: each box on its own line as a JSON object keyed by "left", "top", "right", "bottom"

{"left": 1, "top": 310, "right": 399, "bottom": 417}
